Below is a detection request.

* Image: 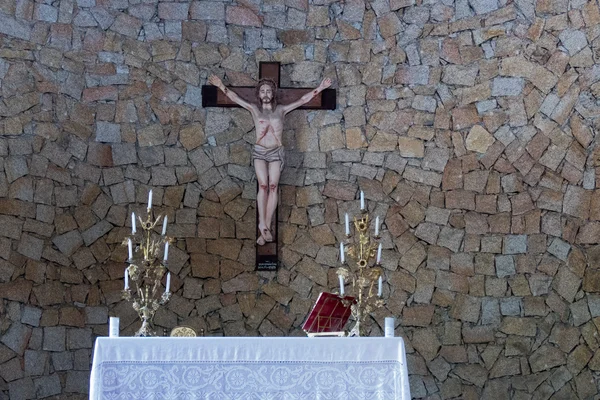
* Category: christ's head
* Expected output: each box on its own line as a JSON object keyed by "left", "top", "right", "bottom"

{"left": 255, "top": 79, "right": 277, "bottom": 109}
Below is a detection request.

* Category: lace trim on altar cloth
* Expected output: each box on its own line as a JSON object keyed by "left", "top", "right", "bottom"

{"left": 98, "top": 361, "right": 405, "bottom": 400}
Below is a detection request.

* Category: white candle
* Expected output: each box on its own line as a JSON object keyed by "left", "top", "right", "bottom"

{"left": 376, "top": 243, "right": 382, "bottom": 264}
{"left": 165, "top": 272, "right": 171, "bottom": 293}
{"left": 131, "top": 212, "right": 136, "bottom": 234}
{"left": 163, "top": 241, "right": 169, "bottom": 261}
{"left": 124, "top": 267, "right": 129, "bottom": 290}
{"left": 162, "top": 215, "right": 168, "bottom": 236}
{"left": 360, "top": 191, "right": 364, "bottom": 210}
{"left": 345, "top": 213, "right": 350, "bottom": 235}
{"left": 339, "top": 275, "right": 345, "bottom": 297}
{"left": 109, "top": 316, "right": 120, "bottom": 337}
{"left": 375, "top": 216, "right": 379, "bottom": 236}
{"left": 378, "top": 275, "right": 383, "bottom": 297}
{"left": 340, "top": 242, "right": 345, "bottom": 263}
{"left": 147, "top": 190, "right": 153, "bottom": 210}
{"left": 128, "top": 238, "right": 133, "bottom": 259}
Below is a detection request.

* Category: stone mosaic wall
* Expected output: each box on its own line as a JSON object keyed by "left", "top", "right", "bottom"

{"left": 0, "top": 0, "right": 599, "bottom": 398}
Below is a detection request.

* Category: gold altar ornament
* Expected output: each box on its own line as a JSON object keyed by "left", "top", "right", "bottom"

{"left": 338, "top": 191, "right": 385, "bottom": 336}
{"left": 122, "top": 190, "right": 173, "bottom": 337}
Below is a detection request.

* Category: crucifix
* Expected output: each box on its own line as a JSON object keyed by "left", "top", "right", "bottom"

{"left": 202, "top": 62, "right": 336, "bottom": 271}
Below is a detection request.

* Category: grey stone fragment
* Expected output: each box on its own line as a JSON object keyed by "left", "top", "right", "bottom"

{"left": 476, "top": 100, "right": 497, "bottom": 113}
{"left": 51, "top": 351, "right": 73, "bottom": 371}
{"left": 589, "top": 295, "right": 600, "bottom": 317}
{"left": 73, "top": 348, "right": 91, "bottom": 370}
{"left": 539, "top": 93, "right": 560, "bottom": 116}
{"left": 1, "top": 322, "right": 31, "bottom": 355}
{"left": 437, "top": 227, "right": 464, "bottom": 252}
{"left": 72, "top": 248, "right": 96, "bottom": 270}
{"left": 35, "top": 4, "right": 59, "bottom": 22}
{"left": 442, "top": 65, "right": 478, "bottom": 86}
{"left": 9, "top": 377, "right": 35, "bottom": 400}
{"left": 530, "top": 345, "right": 566, "bottom": 373}
{"left": 73, "top": 10, "right": 97, "bottom": 26}
{"left": 404, "top": 167, "right": 442, "bottom": 187}
{"left": 304, "top": 152, "right": 327, "bottom": 169}
{"left": 494, "top": 126, "right": 515, "bottom": 146}
{"left": 0, "top": 215, "right": 23, "bottom": 239}
{"left": 40, "top": 142, "right": 71, "bottom": 168}
{"left": 492, "top": 77, "right": 524, "bottom": 96}
{"left": 528, "top": 274, "right": 552, "bottom": 296}
{"left": 67, "top": 328, "right": 92, "bottom": 350}
{"left": 189, "top": 148, "right": 214, "bottom": 175}
{"left": 412, "top": 95, "right": 437, "bottom": 112}
{"left": 21, "top": 306, "right": 42, "bottom": 327}
{"left": 385, "top": 154, "right": 408, "bottom": 174}
{"left": 547, "top": 238, "right": 570, "bottom": 261}
{"left": 29, "top": 327, "right": 42, "bottom": 350}
{"left": 5, "top": 157, "right": 29, "bottom": 183}
{"left": 495, "top": 255, "right": 516, "bottom": 277}
{"left": 308, "top": 206, "right": 325, "bottom": 225}
{"left": 84, "top": 307, "right": 108, "bottom": 325}
{"left": 81, "top": 220, "right": 113, "bottom": 246}
{"left": 109, "top": 181, "right": 135, "bottom": 204}
{"left": 151, "top": 166, "right": 178, "bottom": 186}
{"left": 191, "top": 1, "right": 224, "bottom": 20}
{"left": 481, "top": 298, "right": 501, "bottom": 325}
{"left": 34, "top": 374, "right": 61, "bottom": 398}
{"left": 553, "top": 267, "right": 580, "bottom": 303}
{"left": 138, "top": 147, "right": 165, "bottom": 167}
{"left": 422, "top": 147, "right": 449, "bottom": 172}
{"left": 503, "top": 235, "right": 527, "bottom": 254}
{"left": 24, "top": 350, "right": 47, "bottom": 376}
{"left": 469, "top": 0, "right": 499, "bottom": 14}
{"left": 184, "top": 85, "right": 202, "bottom": 107}
{"left": 332, "top": 150, "right": 362, "bottom": 163}
{"left": 43, "top": 327, "right": 66, "bottom": 352}
{"left": 17, "top": 234, "right": 44, "bottom": 261}
{"left": 350, "top": 163, "right": 378, "bottom": 179}
{"left": 165, "top": 20, "right": 182, "bottom": 41}
{"left": 112, "top": 143, "right": 137, "bottom": 165}
{"left": 500, "top": 297, "right": 521, "bottom": 316}
{"left": 8, "top": 139, "right": 32, "bottom": 155}
{"left": 207, "top": 24, "right": 228, "bottom": 44}
{"left": 426, "top": 206, "right": 451, "bottom": 225}
{"left": 65, "top": 370, "right": 90, "bottom": 393}
{"left": 1, "top": 356, "right": 23, "bottom": 382}
{"left": 559, "top": 29, "right": 588, "bottom": 56}
{"left": 0, "top": 13, "right": 31, "bottom": 40}
{"left": 244, "top": 29, "right": 261, "bottom": 51}
{"left": 570, "top": 299, "right": 591, "bottom": 326}
{"left": 52, "top": 230, "right": 84, "bottom": 256}
{"left": 415, "top": 222, "right": 440, "bottom": 245}
{"left": 103, "top": 168, "right": 124, "bottom": 186}
{"left": 55, "top": 187, "right": 78, "bottom": 207}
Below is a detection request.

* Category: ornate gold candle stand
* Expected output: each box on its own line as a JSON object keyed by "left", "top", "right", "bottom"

{"left": 122, "top": 204, "right": 173, "bottom": 337}
{"left": 339, "top": 209, "right": 385, "bottom": 337}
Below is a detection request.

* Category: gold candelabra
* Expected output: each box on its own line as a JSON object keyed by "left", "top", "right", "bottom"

{"left": 338, "top": 195, "right": 385, "bottom": 337}
{"left": 122, "top": 191, "right": 173, "bottom": 337}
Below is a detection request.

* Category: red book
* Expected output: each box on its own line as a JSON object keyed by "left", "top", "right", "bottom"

{"left": 302, "top": 292, "right": 356, "bottom": 335}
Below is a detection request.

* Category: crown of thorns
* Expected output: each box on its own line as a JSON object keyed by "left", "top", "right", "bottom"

{"left": 256, "top": 78, "right": 277, "bottom": 91}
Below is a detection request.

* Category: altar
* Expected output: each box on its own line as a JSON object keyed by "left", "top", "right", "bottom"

{"left": 90, "top": 336, "right": 411, "bottom": 399}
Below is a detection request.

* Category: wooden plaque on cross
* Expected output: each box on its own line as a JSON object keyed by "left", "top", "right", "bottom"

{"left": 201, "top": 62, "right": 336, "bottom": 271}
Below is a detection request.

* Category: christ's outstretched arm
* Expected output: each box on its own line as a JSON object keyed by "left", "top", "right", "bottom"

{"left": 208, "top": 75, "right": 258, "bottom": 114}
{"left": 281, "top": 78, "right": 332, "bottom": 115}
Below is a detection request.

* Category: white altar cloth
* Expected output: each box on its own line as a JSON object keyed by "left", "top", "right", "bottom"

{"left": 90, "top": 336, "right": 411, "bottom": 400}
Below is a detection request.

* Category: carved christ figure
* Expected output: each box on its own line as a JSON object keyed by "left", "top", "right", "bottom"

{"left": 208, "top": 75, "right": 332, "bottom": 245}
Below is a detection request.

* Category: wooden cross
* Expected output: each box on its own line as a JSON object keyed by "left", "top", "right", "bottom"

{"left": 201, "top": 62, "right": 336, "bottom": 110}
{"left": 201, "top": 62, "right": 336, "bottom": 271}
